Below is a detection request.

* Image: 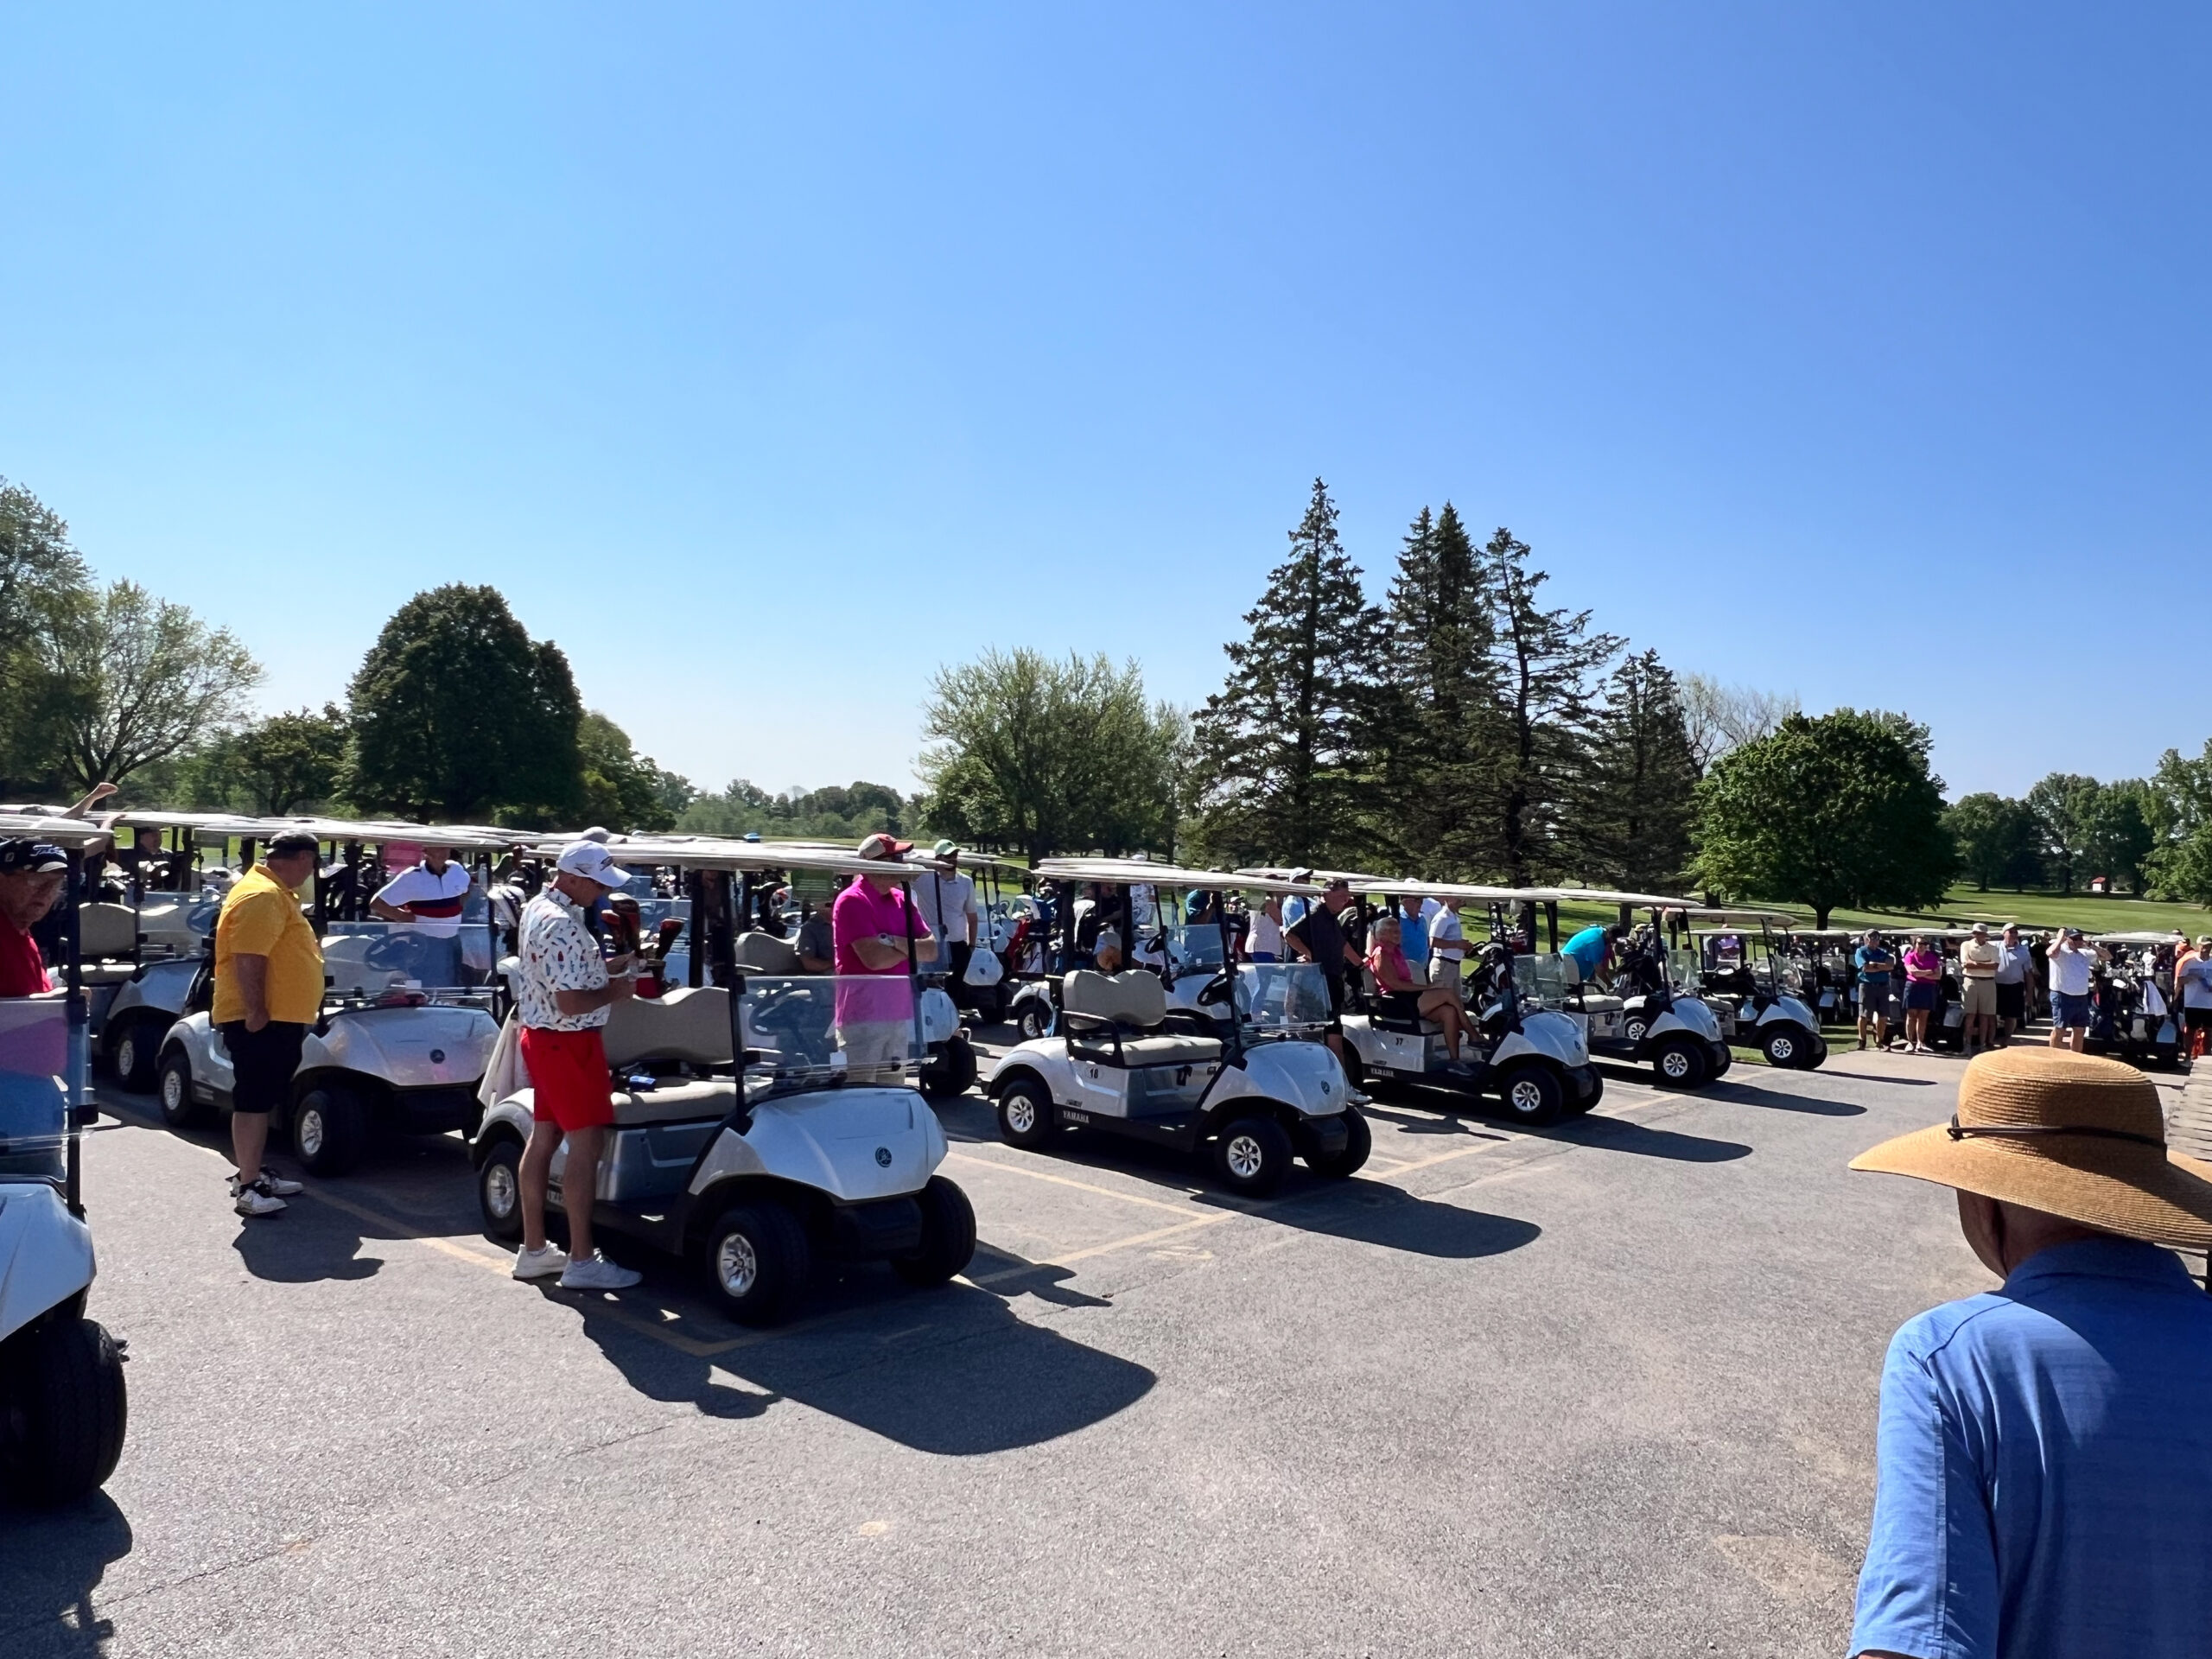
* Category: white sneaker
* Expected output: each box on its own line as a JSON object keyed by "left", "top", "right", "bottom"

{"left": 558, "top": 1252, "right": 641, "bottom": 1291}
{"left": 232, "top": 1171, "right": 303, "bottom": 1198}
{"left": 512, "top": 1243, "right": 569, "bottom": 1281}
{"left": 234, "top": 1180, "right": 288, "bottom": 1217}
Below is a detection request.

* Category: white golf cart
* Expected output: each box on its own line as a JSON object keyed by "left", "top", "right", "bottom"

{"left": 1332, "top": 879, "right": 1605, "bottom": 1125}
{"left": 1681, "top": 908, "right": 1829, "bottom": 1069}
{"left": 0, "top": 815, "right": 129, "bottom": 1506}
{"left": 469, "top": 837, "right": 976, "bottom": 1325}
{"left": 1536, "top": 887, "right": 1732, "bottom": 1089}
{"left": 2089, "top": 931, "right": 2184, "bottom": 1070}
{"left": 984, "top": 858, "right": 1367, "bottom": 1195}
{"left": 153, "top": 818, "right": 513, "bottom": 1174}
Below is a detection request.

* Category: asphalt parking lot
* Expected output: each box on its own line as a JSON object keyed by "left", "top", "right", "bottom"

{"left": 12, "top": 1040, "right": 2185, "bottom": 1658}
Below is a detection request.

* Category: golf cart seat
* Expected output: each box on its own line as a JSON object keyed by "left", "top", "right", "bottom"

{"left": 601, "top": 986, "right": 734, "bottom": 1071}
{"left": 607, "top": 1075, "right": 738, "bottom": 1128}
{"left": 1360, "top": 966, "right": 1443, "bottom": 1035}
{"left": 731, "top": 931, "right": 802, "bottom": 976}
{"left": 1558, "top": 955, "right": 1624, "bottom": 1014}
{"left": 1060, "top": 969, "right": 1223, "bottom": 1067}
{"left": 79, "top": 902, "right": 140, "bottom": 960}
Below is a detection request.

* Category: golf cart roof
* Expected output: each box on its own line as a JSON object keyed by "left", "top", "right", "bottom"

{"left": 0, "top": 813, "right": 118, "bottom": 853}
{"left": 1235, "top": 864, "right": 1382, "bottom": 887}
{"left": 2093, "top": 930, "right": 2190, "bottom": 946}
{"left": 1679, "top": 907, "right": 1803, "bottom": 926}
{"left": 586, "top": 836, "right": 921, "bottom": 880}
{"left": 1038, "top": 857, "right": 1322, "bottom": 897}
{"left": 104, "top": 808, "right": 276, "bottom": 838}
{"left": 260, "top": 816, "right": 518, "bottom": 852}
{"left": 1344, "top": 877, "right": 1572, "bottom": 905}
{"left": 1548, "top": 886, "right": 1699, "bottom": 909}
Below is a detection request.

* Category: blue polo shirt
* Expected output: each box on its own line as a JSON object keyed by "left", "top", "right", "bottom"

{"left": 1395, "top": 910, "right": 1429, "bottom": 967}
{"left": 1851, "top": 1236, "right": 2212, "bottom": 1659}
{"left": 1561, "top": 925, "right": 1608, "bottom": 978}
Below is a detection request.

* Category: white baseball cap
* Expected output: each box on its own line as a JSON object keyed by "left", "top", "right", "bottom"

{"left": 555, "top": 839, "right": 634, "bottom": 889}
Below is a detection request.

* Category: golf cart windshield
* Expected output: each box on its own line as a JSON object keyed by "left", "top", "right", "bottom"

{"left": 321, "top": 919, "right": 494, "bottom": 998}
{"left": 1151, "top": 923, "right": 1226, "bottom": 974}
{"left": 1232, "top": 961, "right": 1334, "bottom": 1037}
{"left": 741, "top": 975, "right": 921, "bottom": 1099}
{"left": 0, "top": 996, "right": 70, "bottom": 1185}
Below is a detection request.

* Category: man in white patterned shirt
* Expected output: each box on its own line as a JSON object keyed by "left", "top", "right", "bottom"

{"left": 512, "top": 840, "right": 642, "bottom": 1291}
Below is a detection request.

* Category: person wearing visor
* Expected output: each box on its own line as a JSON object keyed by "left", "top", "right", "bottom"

{"left": 0, "top": 838, "right": 70, "bottom": 998}
{"left": 213, "top": 831, "right": 325, "bottom": 1217}
{"left": 511, "top": 839, "right": 643, "bottom": 1291}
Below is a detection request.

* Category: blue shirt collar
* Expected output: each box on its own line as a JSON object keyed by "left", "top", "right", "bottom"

{"left": 2002, "top": 1235, "right": 2194, "bottom": 1294}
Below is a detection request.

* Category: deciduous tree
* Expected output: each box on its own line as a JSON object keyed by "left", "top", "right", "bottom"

{"left": 228, "top": 704, "right": 350, "bottom": 816}
{"left": 579, "top": 711, "right": 689, "bottom": 834}
{"left": 1944, "top": 792, "right": 2041, "bottom": 893}
{"left": 1692, "top": 709, "right": 1955, "bottom": 928}
{"left": 2025, "top": 772, "right": 2101, "bottom": 894}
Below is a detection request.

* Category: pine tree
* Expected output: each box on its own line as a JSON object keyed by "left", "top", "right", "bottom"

{"left": 1190, "top": 479, "right": 1382, "bottom": 867}
{"left": 1484, "top": 527, "right": 1620, "bottom": 885}
{"left": 1370, "top": 502, "right": 1505, "bottom": 877}
{"left": 1583, "top": 649, "right": 1697, "bottom": 890}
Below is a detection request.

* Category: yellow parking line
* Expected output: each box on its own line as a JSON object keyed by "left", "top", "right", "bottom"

{"left": 943, "top": 1151, "right": 1199, "bottom": 1217}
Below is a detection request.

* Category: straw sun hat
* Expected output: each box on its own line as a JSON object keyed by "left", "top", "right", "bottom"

{"left": 1851, "top": 1047, "right": 2212, "bottom": 1249}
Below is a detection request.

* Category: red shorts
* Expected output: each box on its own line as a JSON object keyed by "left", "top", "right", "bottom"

{"left": 520, "top": 1025, "right": 615, "bottom": 1133}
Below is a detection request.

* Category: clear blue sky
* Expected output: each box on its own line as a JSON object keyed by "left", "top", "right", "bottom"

{"left": 4, "top": 5, "right": 2205, "bottom": 800}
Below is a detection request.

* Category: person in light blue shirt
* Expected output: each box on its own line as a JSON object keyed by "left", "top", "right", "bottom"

{"left": 1560, "top": 923, "right": 1615, "bottom": 984}
{"left": 1847, "top": 1047, "right": 2212, "bottom": 1659}
{"left": 1393, "top": 893, "right": 1428, "bottom": 973}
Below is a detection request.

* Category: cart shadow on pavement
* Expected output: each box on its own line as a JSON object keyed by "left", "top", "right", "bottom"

{"left": 0, "top": 1491, "right": 132, "bottom": 1658}
{"left": 1196, "top": 1175, "right": 1544, "bottom": 1259}
{"left": 1352, "top": 1099, "right": 1512, "bottom": 1140}
{"left": 1699, "top": 1078, "right": 1868, "bottom": 1117}
{"left": 1531, "top": 1116, "right": 1754, "bottom": 1162}
{"left": 563, "top": 1268, "right": 1156, "bottom": 1454}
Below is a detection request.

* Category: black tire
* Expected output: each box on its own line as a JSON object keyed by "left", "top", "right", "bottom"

{"left": 1760, "top": 1024, "right": 1808, "bottom": 1069}
{"left": 1806, "top": 1034, "right": 1828, "bottom": 1070}
{"left": 1210, "top": 1115, "right": 1294, "bottom": 1196}
{"left": 702, "top": 1200, "right": 812, "bottom": 1326}
{"left": 0, "top": 1317, "right": 128, "bottom": 1507}
{"left": 995, "top": 1077, "right": 1056, "bottom": 1150}
{"left": 1495, "top": 1063, "right": 1566, "bottom": 1127}
{"left": 893, "top": 1176, "right": 977, "bottom": 1287}
{"left": 108, "top": 1017, "right": 161, "bottom": 1093}
{"left": 156, "top": 1048, "right": 205, "bottom": 1129}
{"left": 1574, "top": 1067, "right": 1605, "bottom": 1116}
{"left": 1708, "top": 1042, "right": 1733, "bottom": 1078}
{"left": 1338, "top": 1044, "right": 1367, "bottom": 1093}
{"left": 292, "top": 1084, "right": 369, "bottom": 1177}
{"left": 1015, "top": 998, "right": 1053, "bottom": 1041}
{"left": 1651, "top": 1036, "right": 1709, "bottom": 1090}
{"left": 477, "top": 1135, "right": 525, "bottom": 1243}
{"left": 1304, "top": 1108, "right": 1371, "bottom": 1179}
{"left": 1624, "top": 1016, "right": 1649, "bottom": 1051}
{"left": 920, "top": 1034, "right": 979, "bottom": 1101}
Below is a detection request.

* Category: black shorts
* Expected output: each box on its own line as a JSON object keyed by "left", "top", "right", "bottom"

{"left": 1323, "top": 974, "right": 1346, "bottom": 1033}
{"left": 1382, "top": 988, "right": 1424, "bottom": 1022}
{"left": 1996, "top": 982, "right": 2025, "bottom": 1020}
{"left": 219, "top": 1020, "right": 308, "bottom": 1116}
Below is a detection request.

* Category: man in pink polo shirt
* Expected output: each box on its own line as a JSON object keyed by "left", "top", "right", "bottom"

{"left": 830, "top": 834, "right": 931, "bottom": 1084}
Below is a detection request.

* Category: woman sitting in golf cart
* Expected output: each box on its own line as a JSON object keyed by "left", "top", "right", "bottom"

{"left": 1366, "top": 914, "right": 1476, "bottom": 1071}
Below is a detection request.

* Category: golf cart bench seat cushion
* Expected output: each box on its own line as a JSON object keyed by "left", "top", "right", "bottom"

{"left": 601, "top": 986, "right": 733, "bottom": 1071}
{"left": 610, "top": 1076, "right": 736, "bottom": 1128}
{"left": 1361, "top": 967, "right": 1442, "bottom": 1034}
{"left": 731, "top": 931, "right": 801, "bottom": 976}
{"left": 1062, "top": 968, "right": 1170, "bottom": 1028}
{"left": 1578, "top": 993, "right": 1625, "bottom": 1014}
{"left": 1109, "top": 1033, "right": 1224, "bottom": 1067}
{"left": 79, "top": 903, "right": 142, "bottom": 958}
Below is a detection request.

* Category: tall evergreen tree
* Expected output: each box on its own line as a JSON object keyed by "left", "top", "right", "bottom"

{"left": 1484, "top": 527, "right": 1620, "bottom": 884}
{"left": 1190, "top": 479, "right": 1382, "bottom": 868}
{"left": 1582, "top": 649, "right": 1697, "bottom": 890}
{"left": 1370, "top": 503, "right": 1504, "bottom": 877}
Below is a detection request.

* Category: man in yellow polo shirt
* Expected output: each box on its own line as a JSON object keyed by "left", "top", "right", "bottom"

{"left": 214, "top": 830, "right": 324, "bottom": 1217}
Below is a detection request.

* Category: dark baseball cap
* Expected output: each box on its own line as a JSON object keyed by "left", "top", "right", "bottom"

{"left": 266, "top": 831, "right": 322, "bottom": 858}
{"left": 0, "top": 839, "right": 68, "bottom": 875}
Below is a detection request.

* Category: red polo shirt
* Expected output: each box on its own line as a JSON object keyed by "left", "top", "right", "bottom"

{"left": 0, "top": 912, "right": 51, "bottom": 997}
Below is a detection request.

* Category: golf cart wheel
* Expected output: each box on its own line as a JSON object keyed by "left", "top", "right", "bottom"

{"left": 1015, "top": 1000, "right": 1052, "bottom": 1041}
{"left": 0, "top": 1316, "right": 128, "bottom": 1507}
{"left": 1759, "top": 1026, "right": 1804, "bottom": 1069}
{"left": 1304, "top": 1108, "right": 1371, "bottom": 1179}
{"left": 1574, "top": 1069, "right": 1605, "bottom": 1116}
{"left": 109, "top": 1018, "right": 160, "bottom": 1093}
{"left": 921, "top": 1034, "right": 979, "bottom": 1101}
{"left": 156, "top": 1049, "right": 205, "bottom": 1129}
{"left": 995, "top": 1077, "right": 1056, "bottom": 1150}
{"left": 1651, "top": 1037, "right": 1709, "bottom": 1090}
{"left": 1210, "top": 1115, "right": 1292, "bottom": 1196}
{"left": 893, "top": 1175, "right": 977, "bottom": 1287}
{"left": 1495, "top": 1064, "right": 1566, "bottom": 1128}
{"left": 1624, "top": 1017, "right": 1648, "bottom": 1050}
{"left": 1708, "top": 1042, "right": 1732, "bottom": 1078}
{"left": 1805, "top": 1034, "right": 1827, "bottom": 1070}
{"left": 292, "top": 1084, "right": 368, "bottom": 1177}
{"left": 702, "top": 1200, "right": 811, "bottom": 1326}
{"left": 477, "top": 1136, "right": 525, "bottom": 1243}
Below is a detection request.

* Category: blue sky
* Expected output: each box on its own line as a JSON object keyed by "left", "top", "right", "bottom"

{"left": 3, "top": 5, "right": 2205, "bottom": 800}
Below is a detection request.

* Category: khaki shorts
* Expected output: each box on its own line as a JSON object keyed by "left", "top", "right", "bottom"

{"left": 1961, "top": 977, "right": 1998, "bottom": 1017}
{"left": 839, "top": 1020, "right": 912, "bottom": 1084}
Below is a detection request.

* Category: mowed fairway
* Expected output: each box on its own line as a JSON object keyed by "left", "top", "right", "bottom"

{"left": 13, "top": 1045, "right": 2177, "bottom": 1658}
